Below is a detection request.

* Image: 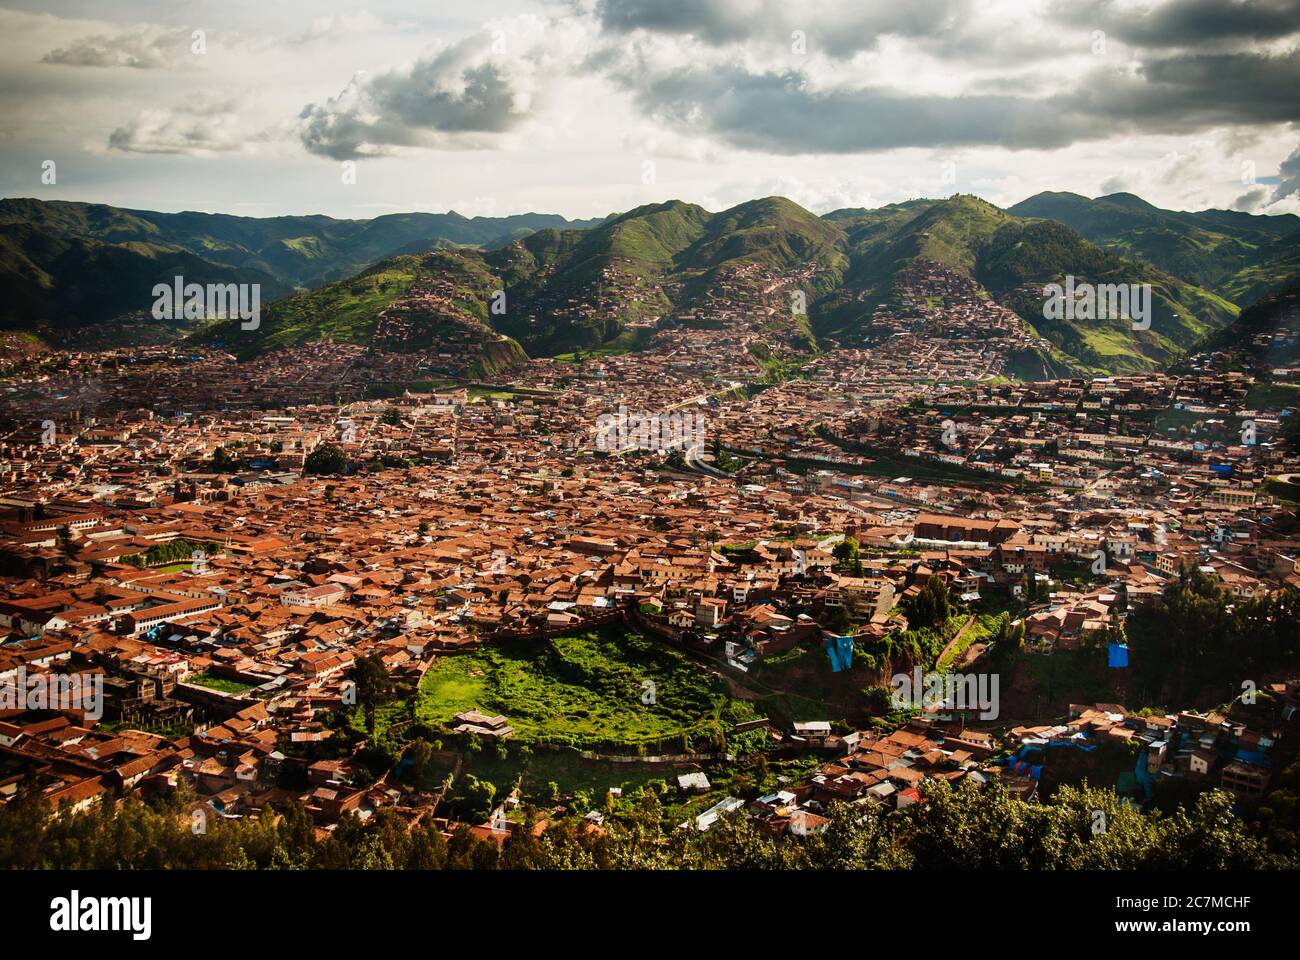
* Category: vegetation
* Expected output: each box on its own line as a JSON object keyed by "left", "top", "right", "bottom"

{"left": 3, "top": 192, "right": 1288, "bottom": 373}
{"left": 304, "top": 443, "right": 349, "bottom": 476}
{"left": 352, "top": 654, "right": 395, "bottom": 735}
{"left": 1009, "top": 190, "right": 1300, "bottom": 306}
{"left": 416, "top": 627, "right": 755, "bottom": 751}
{"left": 0, "top": 775, "right": 1286, "bottom": 870}
{"left": 1126, "top": 564, "right": 1300, "bottom": 703}
{"left": 185, "top": 672, "right": 257, "bottom": 695}
{"left": 123, "top": 538, "right": 219, "bottom": 569}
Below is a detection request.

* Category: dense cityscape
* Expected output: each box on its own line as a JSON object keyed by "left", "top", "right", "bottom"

{"left": 2, "top": 245, "right": 1298, "bottom": 877}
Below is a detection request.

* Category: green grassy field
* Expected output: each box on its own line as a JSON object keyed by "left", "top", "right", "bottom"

{"left": 186, "top": 672, "right": 257, "bottom": 694}
{"left": 417, "top": 627, "right": 756, "bottom": 750}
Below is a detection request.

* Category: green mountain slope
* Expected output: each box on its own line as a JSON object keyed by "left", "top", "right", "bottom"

{"left": 6, "top": 191, "right": 1292, "bottom": 377}
{"left": 1008, "top": 191, "right": 1300, "bottom": 305}
{"left": 488, "top": 197, "right": 843, "bottom": 354}
{"left": 0, "top": 222, "right": 290, "bottom": 346}
{"left": 977, "top": 218, "right": 1238, "bottom": 373}
{"left": 0, "top": 198, "right": 605, "bottom": 290}
{"left": 1199, "top": 279, "right": 1300, "bottom": 368}
{"left": 194, "top": 247, "right": 527, "bottom": 376}
{"left": 813, "top": 195, "right": 1238, "bottom": 374}
{"left": 195, "top": 197, "right": 849, "bottom": 360}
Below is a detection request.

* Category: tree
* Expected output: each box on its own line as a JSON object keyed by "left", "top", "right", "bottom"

{"left": 902, "top": 575, "right": 954, "bottom": 630}
{"left": 402, "top": 738, "right": 434, "bottom": 787}
{"left": 211, "top": 446, "right": 242, "bottom": 473}
{"left": 832, "top": 536, "right": 860, "bottom": 571}
{"left": 304, "top": 443, "right": 349, "bottom": 476}
{"left": 823, "top": 602, "right": 853, "bottom": 635}
{"left": 381, "top": 407, "right": 403, "bottom": 427}
{"left": 351, "top": 654, "right": 393, "bottom": 735}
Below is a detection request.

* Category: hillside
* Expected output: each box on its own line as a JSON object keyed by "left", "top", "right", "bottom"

{"left": 5, "top": 190, "right": 1295, "bottom": 376}
{"left": 1008, "top": 191, "right": 1300, "bottom": 306}
{"left": 976, "top": 217, "right": 1238, "bottom": 373}
{"left": 1198, "top": 279, "right": 1300, "bottom": 368}
{"left": 195, "top": 248, "right": 528, "bottom": 376}
{"left": 0, "top": 222, "right": 291, "bottom": 348}
{"left": 0, "top": 198, "right": 604, "bottom": 292}
{"left": 808, "top": 195, "right": 1240, "bottom": 374}
{"left": 193, "top": 196, "right": 852, "bottom": 360}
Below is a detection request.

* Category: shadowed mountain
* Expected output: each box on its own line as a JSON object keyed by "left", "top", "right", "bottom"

{"left": 0, "top": 198, "right": 605, "bottom": 290}
{"left": 0, "top": 222, "right": 291, "bottom": 348}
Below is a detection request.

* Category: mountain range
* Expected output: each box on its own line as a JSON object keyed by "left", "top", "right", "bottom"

{"left": 3, "top": 191, "right": 1298, "bottom": 377}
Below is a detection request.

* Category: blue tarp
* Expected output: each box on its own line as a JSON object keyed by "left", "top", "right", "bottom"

{"left": 1108, "top": 643, "right": 1129, "bottom": 668}
{"left": 1002, "top": 758, "right": 1044, "bottom": 779}
{"left": 1134, "top": 754, "right": 1154, "bottom": 800}
{"left": 825, "top": 635, "right": 854, "bottom": 672}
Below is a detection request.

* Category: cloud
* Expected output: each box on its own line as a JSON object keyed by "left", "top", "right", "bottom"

{"left": 41, "top": 26, "right": 193, "bottom": 69}
{"left": 706, "top": 174, "right": 886, "bottom": 213}
{"left": 596, "top": 0, "right": 965, "bottom": 59}
{"left": 297, "top": 19, "right": 564, "bottom": 160}
{"left": 605, "top": 42, "right": 1300, "bottom": 155}
{"left": 1048, "top": 0, "right": 1300, "bottom": 49}
{"left": 1271, "top": 142, "right": 1300, "bottom": 203}
{"left": 1233, "top": 186, "right": 1270, "bottom": 210}
{"left": 108, "top": 101, "right": 253, "bottom": 155}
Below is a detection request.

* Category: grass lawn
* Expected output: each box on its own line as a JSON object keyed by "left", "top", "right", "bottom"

{"left": 350, "top": 698, "right": 412, "bottom": 739}
{"left": 186, "top": 672, "right": 257, "bottom": 694}
{"left": 463, "top": 750, "right": 671, "bottom": 803}
{"left": 937, "top": 612, "right": 1000, "bottom": 671}
{"left": 417, "top": 626, "right": 755, "bottom": 749}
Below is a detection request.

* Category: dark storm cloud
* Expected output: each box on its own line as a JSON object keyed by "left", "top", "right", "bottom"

{"left": 621, "top": 48, "right": 1300, "bottom": 154}
{"left": 595, "top": 0, "right": 965, "bottom": 59}
{"left": 631, "top": 68, "right": 1082, "bottom": 152}
{"left": 1272, "top": 143, "right": 1300, "bottom": 202}
{"left": 290, "top": 0, "right": 1300, "bottom": 162}
{"left": 1048, "top": 0, "right": 1300, "bottom": 48}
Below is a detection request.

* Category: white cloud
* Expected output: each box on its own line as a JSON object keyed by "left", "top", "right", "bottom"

{"left": 41, "top": 25, "right": 194, "bottom": 69}
{"left": 107, "top": 100, "right": 257, "bottom": 156}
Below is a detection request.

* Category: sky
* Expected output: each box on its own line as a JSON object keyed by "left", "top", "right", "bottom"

{"left": 2, "top": 0, "right": 1299, "bottom": 221}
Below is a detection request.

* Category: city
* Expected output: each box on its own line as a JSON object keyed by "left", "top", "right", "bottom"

{"left": 1, "top": 0, "right": 1297, "bottom": 943}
